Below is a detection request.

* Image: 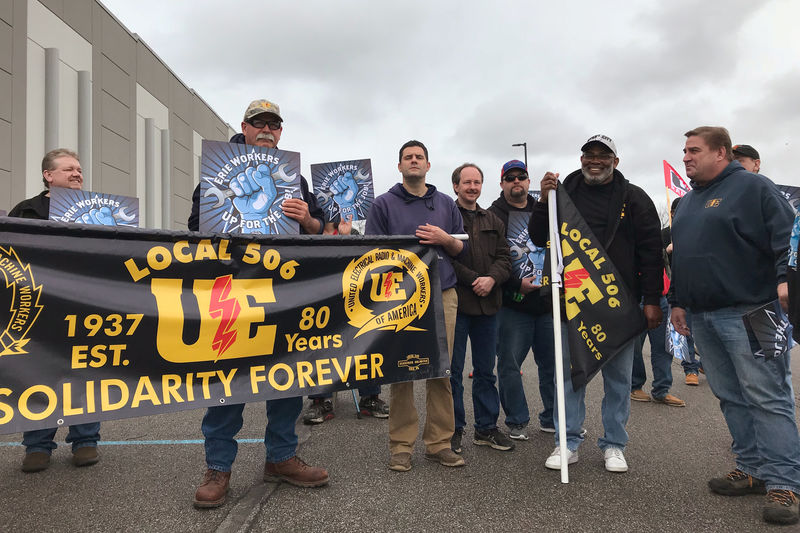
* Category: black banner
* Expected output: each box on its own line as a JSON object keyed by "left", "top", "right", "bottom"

{"left": 544, "top": 191, "right": 646, "bottom": 388}
{"left": 0, "top": 219, "right": 447, "bottom": 434}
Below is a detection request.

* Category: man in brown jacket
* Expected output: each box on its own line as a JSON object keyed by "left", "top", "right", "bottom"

{"left": 449, "top": 163, "right": 514, "bottom": 454}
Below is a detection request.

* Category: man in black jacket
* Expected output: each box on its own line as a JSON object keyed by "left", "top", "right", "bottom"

{"left": 190, "top": 99, "right": 329, "bottom": 509}
{"left": 9, "top": 148, "right": 102, "bottom": 473}
{"left": 489, "top": 160, "right": 556, "bottom": 441}
{"left": 449, "top": 163, "right": 514, "bottom": 453}
{"left": 531, "top": 135, "right": 663, "bottom": 474}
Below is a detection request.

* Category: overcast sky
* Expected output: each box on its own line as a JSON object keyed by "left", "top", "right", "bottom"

{"left": 102, "top": 0, "right": 800, "bottom": 210}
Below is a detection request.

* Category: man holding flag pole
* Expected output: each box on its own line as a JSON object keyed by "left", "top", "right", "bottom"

{"left": 529, "top": 135, "right": 663, "bottom": 475}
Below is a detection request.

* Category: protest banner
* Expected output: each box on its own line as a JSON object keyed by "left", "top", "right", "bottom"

{"left": 199, "top": 140, "right": 302, "bottom": 235}
{"left": 663, "top": 160, "right": 691, "bottom": 197}
{"left": 311, "top": 159, "right": 374, "bottom": 224}
{"left": 543, "top": 189, "right": 647, "bottom": 388}
{"left": 49, "top": 187, "right": 139, "bottom": 227}
{"left": 777, "top": 184, "right": 800, "bottom": 212}
{"left": 0, "top": 218, "right": 448, "bottom": 435}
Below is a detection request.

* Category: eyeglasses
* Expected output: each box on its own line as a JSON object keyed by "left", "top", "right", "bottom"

{"left": 247, "top": 118, "right": 282, "bottom": 131}
{"left": 582, "top": 152, "right": 615, "bottom": 162}
{"left": 503, "top": 173, "right": 529, "bottom": 182}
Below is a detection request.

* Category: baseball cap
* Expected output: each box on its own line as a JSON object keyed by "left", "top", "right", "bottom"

{"left": 581, "top": 134, "right": 617, "bottom": 156}
{"left": 732, "top": 144, "right": 759, "bottom": 160}
{"left": 501, "top": 160, "right": 527, "bottom": 177}
{"left": 243, "top": 99, "right": 283, "bottom": 122}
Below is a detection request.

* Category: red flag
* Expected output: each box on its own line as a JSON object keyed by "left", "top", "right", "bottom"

{"left": 663, "top": 160, "right": 691, "bottom": 197}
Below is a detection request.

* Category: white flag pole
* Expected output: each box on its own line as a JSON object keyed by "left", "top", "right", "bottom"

{"left": 547, "top": 189, "right": 569, "bottom": 483}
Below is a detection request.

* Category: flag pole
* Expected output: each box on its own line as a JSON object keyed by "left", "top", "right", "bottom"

{"left": 547, "top": 189, "right": 569, "bottom": 483}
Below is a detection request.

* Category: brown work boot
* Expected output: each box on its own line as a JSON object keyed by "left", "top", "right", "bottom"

{"left": 21, "top": 451, "right": 51, "bottom": 473}
{"left": 685, "top": 373, "right": 699, "bottom": 386}
{"left": 72, "top": 446, "right": 100, "bottom": 467}
{"left": 389, "top": 452, "right": 412, "bottom": 472}
{"left": 264, "top": 456, "right": 329, "bottom": 487}
{"left": 425, "top": 448, "right": 466, "bottom": 467}
{"left": 630, "top": 389, "right": 651, "bottom": 402}
{"left": 193, "top": 469, "right": 231, "bottom": 509}
{"left": 652, "top": 393, "right": 686, "bottom": 407}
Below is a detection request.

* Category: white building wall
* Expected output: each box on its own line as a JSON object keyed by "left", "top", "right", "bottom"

{"left": 135, "top": 83, "right": 168, "bottom": 228}
{"left": 25, "top": 0, "right": 91, "bottom": 197}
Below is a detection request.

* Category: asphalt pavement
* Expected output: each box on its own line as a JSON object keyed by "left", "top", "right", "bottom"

{"left": 1, "top": 344, "right": 798, "bottom": 532}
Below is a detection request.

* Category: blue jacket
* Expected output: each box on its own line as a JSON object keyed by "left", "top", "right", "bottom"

{"left": 670, "top": 161, "right": 793, "bottom": 311}
{"left": 366, "top": 183, "right": 467, "bottom": 291}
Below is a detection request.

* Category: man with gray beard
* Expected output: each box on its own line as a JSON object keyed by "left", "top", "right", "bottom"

{"left": 530, "top": 135, "right": 663, "bottom": 473}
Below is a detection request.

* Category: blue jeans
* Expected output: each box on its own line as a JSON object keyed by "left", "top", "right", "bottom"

{"left": 632, "top": 296, "right": 673, "bottom": 398}
{"left": 201, "top": 396, "right": 302, "bottom": 472}
{"left": 690, "top": 306, "right": 800, "bottom": 493}
{"left": 23, "top": 423, "right": 101, "bottom": 454}
{"left": 555, "top": 324, "right": 635, "bottom": 452}
{"left": 680, "top": 313, "right": 702, "bottom": 374}
{"left": 451, "top": 313, "right": 500, "bottom": 432}
{"left": 497, "top": 307, "right": 555, "bottom": 429}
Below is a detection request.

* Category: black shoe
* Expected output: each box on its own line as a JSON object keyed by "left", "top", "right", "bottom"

{"left": 763, "top": 490, "right": 800, "bottom": 525}
{"left": 451, "top": 428, "right": 463, "bottom": 454}
{"left": 473, "top": 428, "right": 515, "bottom": 451}
{"left": 359, "top": 396, "right": 389, "bottom": 418}
{"left": 303, "top": 398, "right": 334, "bottom": 425}
{"left": 708, "top": 469, "right": 767, "bottom": 496}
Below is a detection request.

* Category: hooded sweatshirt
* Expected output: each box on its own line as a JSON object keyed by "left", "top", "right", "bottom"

{"left": 366, "top": 183, "right": 467, "bottom": 291}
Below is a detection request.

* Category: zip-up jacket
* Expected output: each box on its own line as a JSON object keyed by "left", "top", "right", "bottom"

{"left": 453, "top": 203, "right": 511, "bottom": 316}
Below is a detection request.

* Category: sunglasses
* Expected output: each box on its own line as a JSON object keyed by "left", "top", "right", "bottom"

{"left": 503, "top": 173, "right": 529, "bottom": 182}
{"left": 247, "top": 118, "right": 282, "bottom": 131}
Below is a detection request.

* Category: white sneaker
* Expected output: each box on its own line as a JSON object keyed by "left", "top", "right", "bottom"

{"left": 604, "top": 447, "right": 628, "bottom": 473}
{"left": 544, "top": 447, "right": 579, "bottom": 470}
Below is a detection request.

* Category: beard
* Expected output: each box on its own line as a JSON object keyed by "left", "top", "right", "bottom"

{"left": 581, "top": 166, "right": 614, "bottom": 185}
{"left": 509, "top": 185, "right": 527, "bottom": 199}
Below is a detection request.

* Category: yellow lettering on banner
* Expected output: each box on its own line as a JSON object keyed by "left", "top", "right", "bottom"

{"left": 173, "top": 241, "right": 193, "bottom": 263}
{"left": 218, "top": 239, "right": 232, "bottom": 260}
{"left": 251, "top": 365, "right": 267, "bottom": 393}
{"left": 124, "top": 258, "right": 150, "bottom": 282}
{"left": 217, "top": 369, "right": 237, "bottom": 397}
{"left": 131, "top": 376, "right": 161, "bottom": 408}
{"left": 316, "top": 358, "right": 333, "bottom": 386}
{"left": 147, "top": 246, "right": 172, "bottom": 271}
{"left": 268, "top": 363, "right": 294, "bottom": 392}
{"left": 242, "top": 243, "right": 260, "bottom": 264}
{"left": 332, "top": 357, "right": 352, "bottom": 382}
{"left": 0, "top": 388, "right": 14, "bottom": 424}
{"left": 18, "top": 385, "right": 57, "bottom": 420}
{"left": 162, "top": 375, "right": 183, "bottom": 404}
{"left": 195, "top": 240, "right": 217, "bottom": 261}
{"left": 297, "top": 361, "right": 314, "bottom": 387}
{"left": 71, "top": 345, "right": 88, "bottom": 368}
{"left": 354, "top": 354, "right": 368, "bottom": 380}
{"left": 186, "top": 374, "right": 194, "bottom": 402}
{"left": 196, "top": 371, "right": 216, "bottom": 400}
{"left": 101, "top": 379, "right": 129, "bottom": 411}
{"left": 86, "top": 381, "right": 96, "bottom": 413}
{"left": 371, "top": 353, "right": 384, "bottom": 378}
{"left": 62, "top": 383, "right": 84, "bottom": 415}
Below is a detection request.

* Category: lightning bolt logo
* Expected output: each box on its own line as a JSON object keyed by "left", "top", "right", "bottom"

{"left": 563, "top": 267, "right": 590, "bottom": 289}
{"left": 383, "top": 273, "right": 395, "bottom": 298}
{"left": 209, "top": 274, "right": 241, "bottom": 360}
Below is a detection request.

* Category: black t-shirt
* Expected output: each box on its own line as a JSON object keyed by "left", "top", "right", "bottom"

{"left": 571, "top": 178, "right": 615, "bottom": 243}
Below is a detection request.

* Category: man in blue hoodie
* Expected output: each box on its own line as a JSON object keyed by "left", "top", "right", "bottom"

{"left": 670, "top": 126, "right": 799, "bottom": 525}
{"left": 366, "top": 140, "right": 467, "bottom": 472}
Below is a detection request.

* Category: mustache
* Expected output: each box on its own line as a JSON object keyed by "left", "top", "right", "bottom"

{"left": 257, "top": 133, "right": 275, "bottom": 142}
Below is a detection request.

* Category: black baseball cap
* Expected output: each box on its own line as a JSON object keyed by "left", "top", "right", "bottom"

{"left": 732, "top": 144, "right": 759, "bottom": 160}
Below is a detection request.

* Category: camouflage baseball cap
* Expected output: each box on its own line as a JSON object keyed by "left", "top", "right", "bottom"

{"left": 243, "top": 99, "right": 283, "bottom": 122}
